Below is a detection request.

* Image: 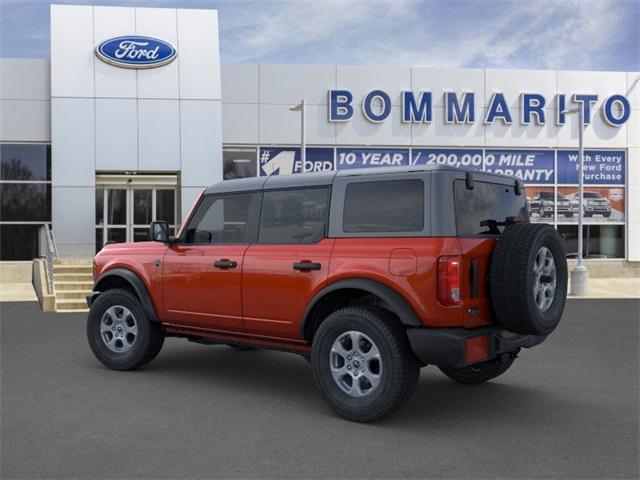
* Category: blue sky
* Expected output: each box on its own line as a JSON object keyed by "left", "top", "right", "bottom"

{"left": 0, "top": 0, "right": 638, "bottom": 70}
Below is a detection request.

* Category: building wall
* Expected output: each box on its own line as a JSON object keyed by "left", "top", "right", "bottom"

{"left": 49, "top": 4, "right": 222, "bottom": 258}
{"left": 1, "top": 57, "right": 638, "bottom": 261}
{"left": 221, "top": 64, "right": 637, "bottom": 148}
{"left": 0, "top": 59, "right": 51, "bottom": 142}
{"left": 221, "top": 63, "right": 639, "bottom": 261}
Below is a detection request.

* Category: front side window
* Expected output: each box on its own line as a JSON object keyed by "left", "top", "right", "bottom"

{"left": 343, "top": 179, "right": 424, "bottom": 233}
{"left": 259, "top": 188, "right": 329, "bottom": 244}
{"left": 183, "top": 193, "right": 255, "bottom": 244}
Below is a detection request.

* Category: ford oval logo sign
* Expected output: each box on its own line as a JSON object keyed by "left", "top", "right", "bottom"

{"left": 95, "top": 36, "right": 177, "bottom": 69}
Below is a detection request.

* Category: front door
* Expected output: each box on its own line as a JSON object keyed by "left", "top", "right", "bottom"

{"left": 95, "top": 176, "right": 178, "bottom": 252}
{"left": 162, "top": 191, "right": 260, "bottom": 332}
{"left": 242, "top": 187, "right": 333, "bottom": 340}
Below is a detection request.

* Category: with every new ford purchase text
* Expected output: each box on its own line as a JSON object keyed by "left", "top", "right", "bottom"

{"left": 86, "top": 166, "right": 567, "bottom": 422}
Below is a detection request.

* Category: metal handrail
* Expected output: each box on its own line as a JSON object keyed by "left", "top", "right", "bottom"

{"left": 38, "top": 224, "right": 58, "bottom": 293}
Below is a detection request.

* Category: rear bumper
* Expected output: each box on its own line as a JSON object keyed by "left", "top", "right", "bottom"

{"left": 406, "top": 326, "right": 546, "bottom": 368}
{"left": 585, "top": 206, "right": 611, "bottom": 214}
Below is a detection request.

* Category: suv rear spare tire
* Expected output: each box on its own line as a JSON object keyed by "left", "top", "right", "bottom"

{"left": 489, "top": 223, "right": 567, "bottom": 335}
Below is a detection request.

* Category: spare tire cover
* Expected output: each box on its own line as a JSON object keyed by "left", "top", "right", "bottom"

{"left": 489, "top": 223, "right": 568, "bottom": 335}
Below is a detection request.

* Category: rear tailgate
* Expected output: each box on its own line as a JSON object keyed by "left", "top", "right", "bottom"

{"left": 458, "top": 237, "right": 497, "bottom": 328}
{"left": 452, "top": 177, "right": 529, "bottom": 328}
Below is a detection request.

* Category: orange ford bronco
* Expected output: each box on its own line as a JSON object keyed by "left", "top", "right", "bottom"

{"left": 87, "top": 166, "right": 567, "bottom": 422}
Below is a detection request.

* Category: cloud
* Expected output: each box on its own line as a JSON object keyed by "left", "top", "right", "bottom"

{"left": 0, "top": 0, "right": 637, "bottom": 70}
{"left": 218, "top": 0, "right": 415, "bottom": 62}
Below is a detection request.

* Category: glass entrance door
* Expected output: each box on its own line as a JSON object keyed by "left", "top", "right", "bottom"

{"left": 96, "top": 185, "right": 177, "bottom": 252}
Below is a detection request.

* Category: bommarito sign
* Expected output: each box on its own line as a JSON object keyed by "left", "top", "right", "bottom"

{"left": 328, "top": 90, "right": 631, "bottom": 127}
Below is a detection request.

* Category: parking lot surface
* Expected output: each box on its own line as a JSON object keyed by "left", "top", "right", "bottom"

{"left": 1, "top": 300, "right": 638, "bottom": 479}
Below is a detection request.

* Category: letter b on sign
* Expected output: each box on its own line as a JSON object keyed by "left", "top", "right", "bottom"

{"left": 329, "top": 90, "right": 354, "bottom": 122}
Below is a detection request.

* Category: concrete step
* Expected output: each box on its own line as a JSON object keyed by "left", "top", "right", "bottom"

{"left": 53, "top": 273, "right": 93, "bottom": 282}
{"left": 55, "top": 281, "right": 94, "bottom": 291}
{"left": 53, "top": 259, "right": 93, "bottom": 265}
{"left": 55, "top": 299, "right": 89, "bottom": 310}
{"left": 56, "top": 290, "right": 92, "bottom": 300}
{"left": 53, "top": 264, "right": 93, "bottom": 274}
{"left": 56, "top": 308, "right": 89, "bottom": 313}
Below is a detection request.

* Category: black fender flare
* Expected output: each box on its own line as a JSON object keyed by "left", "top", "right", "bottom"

{"left": 301, "top": 278, "right": 422, "bottom": 338}
{"left": 91, "top": 268, "right": 159, "bottom": 322}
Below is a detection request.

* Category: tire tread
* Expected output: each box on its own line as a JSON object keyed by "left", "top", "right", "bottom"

{"left": 311, "top": 306, "right": 419, "bottom": 423}
{"left": 87, "top": 288, "right": 164, "bottom": 371}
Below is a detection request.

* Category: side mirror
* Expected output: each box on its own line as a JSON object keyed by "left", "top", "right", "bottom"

{"left": 149, "top": 221, "right": 170, "bottom": 243}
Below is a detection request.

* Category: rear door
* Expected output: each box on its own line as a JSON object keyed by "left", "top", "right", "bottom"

{"left": 242, "top": 187, "right": 333, "bottom": 340}
{"left": 452, "top": 178, "right": 528, "bottom": 327}
{"left": 162, "top": 192, "right": 260, "bottom": 331}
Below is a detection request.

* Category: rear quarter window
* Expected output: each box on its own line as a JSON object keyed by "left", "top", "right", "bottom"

{"left": 343, "top": 179, "right": 424, "bottom": 233}
{"left": 454, "top": 179, "right": 527, "bottom": 236}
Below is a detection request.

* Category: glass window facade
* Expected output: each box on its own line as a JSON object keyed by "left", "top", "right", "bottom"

{"left": 223, "top": 147, "right": 257, "bottom": 180}
{"left": 0, "top": 144, "right": 52, "bottom": 260}
{"left": 526, "top": 185, "right": 625, "bottom": 259}
{"left": 95, "top": 186, "right": 178, "bottom": 251}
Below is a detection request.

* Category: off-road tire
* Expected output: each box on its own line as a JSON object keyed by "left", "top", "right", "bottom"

{"left": 489, "top": 223, "right": 567, "bottom": 335}
{"left": 603, "top": 211, "right": 611, "bottom": 218}
{"left": 311, "top": 306, "right": 420, "bottom": 423}
{"left": 439, "top": 351, "right": 518, "bottom": 384}
{"left": 87, "top": 288, "right": 164, "bottom": 371}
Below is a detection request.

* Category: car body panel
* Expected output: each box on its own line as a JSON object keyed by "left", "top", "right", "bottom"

{"left": 93, "top": 241, "right": 167, "bottom": 316}
{"left": 327, "top": 237, "right": 492, "bottom": 329}
{"left": 161, "top": 243, "right": 248, "bottom": 331}
{"left": 241, "top": 238, "right": 335, "bottom": 339}
{"left": 91, "top": 166, "right": 524, "bottom": 350}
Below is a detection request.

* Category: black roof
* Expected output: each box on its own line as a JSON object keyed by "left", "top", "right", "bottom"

{"left": 205, "top": 165, "right": 516, "bottom": 194}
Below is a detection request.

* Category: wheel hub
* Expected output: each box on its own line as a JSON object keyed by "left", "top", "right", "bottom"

{"left": 533, "top": 246, "right": 557, "bottom": 312}
{"left": 100, "top": 305, "right": 138, "bottom": 353}
{"left": 329, "top": 331, "right": 382, "bottom": 398}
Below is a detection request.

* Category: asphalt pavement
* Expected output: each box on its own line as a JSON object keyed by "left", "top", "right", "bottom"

{"left": 1, "top": 299, "right": 638, "bottom": 479}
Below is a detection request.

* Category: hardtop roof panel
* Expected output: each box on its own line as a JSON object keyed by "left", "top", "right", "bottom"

{"left": 204, "top": 165, "right": 518, "bottom": 193}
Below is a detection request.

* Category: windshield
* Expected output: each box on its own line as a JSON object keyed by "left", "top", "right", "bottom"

{"left": 584, "top": 192, "right": 603, "bottom": 198}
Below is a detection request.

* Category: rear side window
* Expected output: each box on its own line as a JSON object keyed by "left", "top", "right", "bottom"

{"left": 454, "top": 180, "right": 527, "bottom": 236}
{"left": 343, "top": 180, "right": 424, "bottom": 233}
{"left": 259, "top": 188, "right": 329, "bottom": 244}
{"left": 183, "top": 193, "right": 256, "bottom": 244}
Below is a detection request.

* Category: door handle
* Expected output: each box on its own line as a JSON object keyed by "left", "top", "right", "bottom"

{"left": 293, "top": 261, "right": 321, "bottom": 271}
{"left": 214, "top": 259, "right": 237, "bottom": 269}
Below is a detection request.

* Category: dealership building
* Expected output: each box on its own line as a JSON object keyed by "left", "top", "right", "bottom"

{"left": 1, "top": 5, "right": 639, "bottom": 279}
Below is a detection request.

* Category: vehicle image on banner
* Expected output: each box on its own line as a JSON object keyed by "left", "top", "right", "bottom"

{"left": 86, "top": 166, "right": 568, "bottom": 422}
{"left": 529, "top": 191, "right": 576, "bottom": 218}
{"left": 568, "top": 191, "right": 612, "bottom": 218}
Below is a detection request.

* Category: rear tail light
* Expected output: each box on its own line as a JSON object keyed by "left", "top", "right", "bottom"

{"left": 438, "top": 256, "right": 461, "bottom": 306}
